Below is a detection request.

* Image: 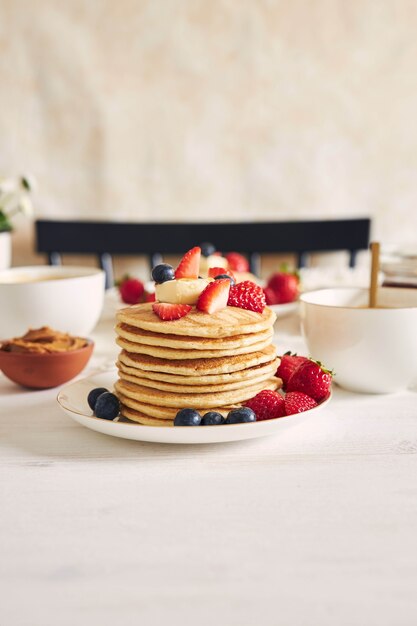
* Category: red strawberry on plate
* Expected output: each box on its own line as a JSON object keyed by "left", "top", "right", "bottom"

{"left": 152, "top": 302, "right": 192, "bottom": 321}
{"left": 208, "top": 267, "right": 236, "bottom": 281}
{"left": 286, "top": 359, "right": 332, "bottom": 401}
{"left": 118, "top": 276, "right": 145, "bottom": 304}
{"left": 276, "top": 352, "right": 309, "bottom": 388}
{"left": 263, "top": 286, "right": 279, "bottom": 305}
{"left": 284, "top": 391, "right": 317, "bottom": 415}
{"left": 197, "top": 279, "right": 230, "bottom": 314}
{"left": 267, "top": 271, "right": 299, "bottom": 304}
{"left": 228, "top": 280, "right": 266, "bottom": 313}
{"left": 245, "top": 389, "right": 286, "bottom": 421}
{"left": 226, "top": 252, "right": 250, "bottom": 272}
{"left": 175, "top": 247, "right": 201, "bottom": 279}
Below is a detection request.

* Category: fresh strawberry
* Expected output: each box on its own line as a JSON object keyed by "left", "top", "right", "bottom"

{"left": 226, "top": 252, "right": 250, "bottom": 272}
{"left": 144, "top": 291, "right": 156, "bottom": 302}
{"left": 118, "top": 277, "right": 145, "bottom": 304}
{"left": 197, "top": 279, "right": 230, "bottom": 314}
{"left": 263, "top": 286, "right": 279, "bottom": 305}
{"left": 284, "top": 391, "right": 317, "bottom": 415}
{"left": 267, "top": 271, "right": 299, "bottom": 304}
{"left": 286, "top": 359, "right": 332, "bottom": 401}
{"left": 152, "top": 302, "right": 192, "bottom": 321}
{"left": 175, "top": 247, "right": 201, "bottom": 279}
{"left": 227, "top": 280, "right": 266, "bottom": 313}
{"left": 276, "top": 352, "right": 309, "bottom": 388}
{"left": 244, "top": 390, "right": 285, "bottom": 421}
{"left": 208, "top": 267, "right": 236, "bottom": 281}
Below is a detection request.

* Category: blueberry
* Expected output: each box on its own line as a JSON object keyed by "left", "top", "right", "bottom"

{"left": 200, "top": 242, "right": 216, "bottom": 257}
{"left": 94, "top": 392, "right": 120, "bottom": 420}
{"left": 152, "top": 264, "right": 175, "bottom": 284}
{"left": 214, "top": 274, "right": 236, "bottom": 286}
{"left": 174, "top": 408, "right": 201, "bottom": 426}
{"left": 225, "top": 407, "right": 256, "bottom": 424}
{"left": 87, "top": 387, "right": 109, "bottom": 410}
{"left": 201, "top": 411, "right": 226, "bottom": 426}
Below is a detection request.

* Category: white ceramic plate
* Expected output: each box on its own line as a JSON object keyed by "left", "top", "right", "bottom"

{"left": 269, "top": 301, "right": 299, "bottom": 318}
{"left": 57, "top": 371, "right": 331, "bottom": 445}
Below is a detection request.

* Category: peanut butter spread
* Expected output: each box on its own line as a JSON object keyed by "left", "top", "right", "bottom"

{"left": 0, "top": 327, "right": 88, "bottom": 354}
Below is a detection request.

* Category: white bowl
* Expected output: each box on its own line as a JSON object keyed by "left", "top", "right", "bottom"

{"left": 0, "top": 266, "right": 105, "bottom": 338}
{"left": 300, "top": 287, "right": 417, "bottom": 394}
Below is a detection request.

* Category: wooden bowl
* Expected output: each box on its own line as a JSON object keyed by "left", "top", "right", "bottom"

{"left": 0, "top": 341, "right": 94, "bottom": 389}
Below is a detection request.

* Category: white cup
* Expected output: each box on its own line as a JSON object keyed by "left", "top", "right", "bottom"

{"left": 300, "top": 287, "right": 417, "bottom": 394}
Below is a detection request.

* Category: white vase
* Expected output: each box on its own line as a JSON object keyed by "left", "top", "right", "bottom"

{"left": 0, "top": 231, "right": 12, "bottom": 269}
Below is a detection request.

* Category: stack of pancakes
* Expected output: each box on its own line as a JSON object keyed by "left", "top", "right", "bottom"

{"left": 115, "top": 303, "right": 281, "bottom": 426}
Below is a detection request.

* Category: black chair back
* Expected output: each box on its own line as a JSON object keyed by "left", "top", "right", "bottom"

{"left": 35, "top": 218, "right": 371, "bottom": 288}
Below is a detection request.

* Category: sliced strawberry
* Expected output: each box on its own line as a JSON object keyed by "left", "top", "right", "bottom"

{"left": 144, "top": 291, "right": 156, "bottom": 302}
{"left": 175, "top": 247, "right": 201, "bottom": 279}
{"left": 152, "top": 302, "right": 192, "bottom": 321}
{"left": 197, "top": 279, "right": 230, "bottom": 314}
{"left": 276, "top": 352, "right": 309, "bottom": 388}
{"left": 226, "top": 252, "right": 250, "bottom": 272}
{"left": 208, "top": 267, "right": 236, "bottom": 281}
{"left": 284, "top": 391, "right": 317, "bottom": 415}
{"left": 227, "top": 280, "right": 266, "bottom": 313}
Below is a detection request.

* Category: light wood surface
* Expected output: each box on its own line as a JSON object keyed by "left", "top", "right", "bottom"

{"left": 1, "top": 298, "right": 417, "bottom": 626}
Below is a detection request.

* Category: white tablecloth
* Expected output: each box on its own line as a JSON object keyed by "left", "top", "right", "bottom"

{"left": 1, "top": 296, "right": 417, "bottom": 626}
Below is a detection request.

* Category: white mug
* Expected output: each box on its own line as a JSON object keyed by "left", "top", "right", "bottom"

{"left": 300, "top": 287, "right": 417, "bottom": 394}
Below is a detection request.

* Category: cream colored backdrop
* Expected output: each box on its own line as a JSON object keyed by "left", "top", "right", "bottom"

{"left": 1, "top": 0, "right": 417, "bottom": 266}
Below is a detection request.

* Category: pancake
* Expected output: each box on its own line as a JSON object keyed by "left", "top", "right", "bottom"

{"left": 118, "top": 366, "right": 280, "bottom": 394}
{"left": 120, "top": 407, "right": 174, "bottom": 427}
{"left": 117, "top": 303, "right": 276, "bottom": 338}
{"left": 115, "top": 377, "right": 280, "bottom": 409}
{"left": 118, "top": 392, "right": 235, "bottom": 419}
{"left": 118, "top": 345, "right": 277, "bottom": 376}
{"left": 116, "top": 357, "right": 279, "bottom": 385}
{"left": 115, "top": 323, "right": 273, "bottom": 350}
{"left": 116, "top": 335, "right": 272, "bottom": 360}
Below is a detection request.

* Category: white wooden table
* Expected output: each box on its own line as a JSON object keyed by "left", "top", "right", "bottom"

{"left": 1, "top": 298, "right": 417, "bottom": 626}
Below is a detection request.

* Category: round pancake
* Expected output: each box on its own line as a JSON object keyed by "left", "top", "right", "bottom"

{"left": 118, "top": 392, "right": 235, "bottom": 419}
{"left": 115, "top": 377, "right": 280, "bottom": 409}
{"left": 118, "top": 345, "right": 277, "bottom": 376}
{"left": 120, "top": 407, "right": 174, "bottom": 427}
{"left": 118, "top": 366, "right": 281, "bottom": 394}
{"left": 116, "top": 323, "right": 273, "bottom": 350}
{"left": 117, "top": 303, "right": 276, "bottom": 338}
{"left": 116, "top": 335, "right": 272, "bottom": 360}
{"left": 116, "top": 357, "right": 279, "bottom": 385}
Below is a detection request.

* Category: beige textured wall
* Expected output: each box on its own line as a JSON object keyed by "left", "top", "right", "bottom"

{"left": 1, "top": 0, "right": 417, "bottom": 266}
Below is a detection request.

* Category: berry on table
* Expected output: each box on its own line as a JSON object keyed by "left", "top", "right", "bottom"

{"left": 227, "top": 280, "right": 266, "bottom": 313}
{"left": 266, "top": 271, "right": 299, "bottom": 304}
{"left": 94, "top": 392, "right": 120, "bottom": 420}
{"left": 175, "top": 247, "right": 201, "bottom": 279}
{"left": 201, "top": 411, "right": 225, "bottom": 426}
{"left": 263, "top": 287, "right": 279, "bottom": 305}
{"left": 118, "top": 277, "right": 145, "bottom": 305}
{"left": 197, "top": 279, "right": 230, "bottom": 314}
{"left": 284, "top": 391, "right": 317, "bottom": 415}
{"left": 152, "top": 264, "right": 175, "bottom": 284}
{"left": 200, "top": 242, "right": 216, "bottom": 257}
{"left": 152, "top": 302, "right": 192, "bottom": 321}
{"left": 87, "top": 387, "right": 109, "bottom": 410}
{"left": 286, "top": 360, "right": 332, "bottom": 401}
{"left": 276, "top": 352, "right": 309, "bottom": 389}
{"left": 225, "top": 407, "right": 256, "bottom": 424}
{"left": 174, "top": 408, "right": 202, "bottom": 426}
{"left": 244, "top": 390, "right": 285, "bottom": 421}
{"left": 225, "top": 252, "right": 249, "bottom": 272}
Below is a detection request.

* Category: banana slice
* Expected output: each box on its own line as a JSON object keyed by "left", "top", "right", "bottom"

{"left": 155, "top": 279, "right": 212, "bottom": 305}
